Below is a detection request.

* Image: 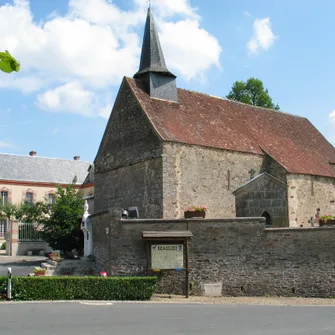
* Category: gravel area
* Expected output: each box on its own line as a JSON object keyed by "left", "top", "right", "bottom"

{"left": 150, "top": 294, "right": 335, "bottom": 306}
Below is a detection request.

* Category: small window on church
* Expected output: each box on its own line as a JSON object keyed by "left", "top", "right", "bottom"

{"left": 261, "top": 211, "right": 272, "bottom": 227}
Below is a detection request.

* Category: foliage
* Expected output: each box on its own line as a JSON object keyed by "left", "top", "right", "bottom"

{"left": 0, "top": 198, "right": 46, "bottom": 222}
{"left": 0, "top": 276, "right": 157, "bottom": 301}
{"left": 0, "top": 50, "right": 20, "bottom": 73}
{"left": 0, "top": 201, "right": 19, "bottom": 221}
{"left": 38, "top": 184, "right": 84, "bottom": 252}
{"left": 185, "top": 205, "right": 208, "bottom": 212}
{"left": 0, "top": 242, "right": 6, "bottom": 250}
{"left": 1, "top": 183, "right": 84, "bottom": 253}
{"left": 226, "top": 77, "right": 280, "bottom": 110}
{"left": 320, "top": 215, "right": 335, "bottom": 222}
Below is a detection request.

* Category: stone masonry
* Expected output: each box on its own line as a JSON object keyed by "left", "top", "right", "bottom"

{"left": 287, "top": 174, "right": 335, "bottom": 227}
{"left": 92, "top": 210, "right": 335, "bottom": 298}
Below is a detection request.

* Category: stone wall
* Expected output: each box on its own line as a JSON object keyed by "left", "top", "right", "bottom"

{"left": 94, "top": 79, "right": 163, "bottom": 216}
{"left": 234, "top": 173, "right": 288, "bottom": 227}
{"left": 94, "top": 159, "right": 163, "bottom": 218}
{"left": 162, "top": 142, "right": 264, "bottom": 219}
{"left": 287, "top": 174, "right": 335, "bottom": 227}
{"left": 260, "top": 155, "right": 287, "bottom": 183}
{"left": 92, "top": 212, "right": 335, "bottom": 298}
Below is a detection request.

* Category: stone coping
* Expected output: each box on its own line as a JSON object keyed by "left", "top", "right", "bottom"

{"left": 121, "top": 217, "right": 265, "bottom": 224}
{"left": 265, "top": 226, "right": 335, "bottom": 232}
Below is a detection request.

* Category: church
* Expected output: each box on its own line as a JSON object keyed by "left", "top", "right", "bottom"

{"left": 94, "top": 7, "right": 335, "bottom": 228}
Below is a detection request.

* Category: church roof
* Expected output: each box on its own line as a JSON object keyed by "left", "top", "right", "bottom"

{"left": 134, "top": 7, "right": 176, "bottom": 79}
{"left": 126, "top": 77, "right": 335, "bottom": 178}
{"left": 0, "top": 153, "right": 91, "bottom": 184}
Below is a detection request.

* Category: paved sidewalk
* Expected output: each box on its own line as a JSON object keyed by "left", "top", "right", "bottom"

{"left": 151, "top": 294, "right": 335, "bottom": 306}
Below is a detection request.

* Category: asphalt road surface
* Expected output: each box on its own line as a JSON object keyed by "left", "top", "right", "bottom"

{"left": 0, "top": 302, "right": 334, "bottom": 335}
{"left": 0, "top": 259, "right": 44, "bottom": 276}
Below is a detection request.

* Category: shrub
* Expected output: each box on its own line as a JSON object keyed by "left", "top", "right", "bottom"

{"left": 0, "top": 276, "right": 156, "bottom": 301}
{"left": 0, "top": 242, "right": 5, "bottom": 250}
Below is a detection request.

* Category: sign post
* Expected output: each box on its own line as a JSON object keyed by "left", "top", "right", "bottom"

{"left": 142, "top": 230, "right": 193, "bottom": 298}
{"left": 7, "top": 267, "right": 12, "bottom": 301}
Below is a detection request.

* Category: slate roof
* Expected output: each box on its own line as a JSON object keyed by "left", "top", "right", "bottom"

{"left": 0, "top": 153, "right": 91, "bottom": 184}
{"left": 134, "top": 7, "right": 176, "bottom": 79}
{"left": 126, "top": 77, "right": 335, "bottom": 178}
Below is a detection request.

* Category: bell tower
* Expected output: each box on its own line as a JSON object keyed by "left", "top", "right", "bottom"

{"left": 134, "top": 7, "right": 178, "bottom": 102}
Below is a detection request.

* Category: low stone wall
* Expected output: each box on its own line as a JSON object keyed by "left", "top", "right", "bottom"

{"left": 92, "top": 210, "right": 335, "bottom": 298}
{"left": 16, "top": 242, "right": 51, "bottom": 256}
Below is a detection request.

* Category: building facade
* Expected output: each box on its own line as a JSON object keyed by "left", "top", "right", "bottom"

{"left": 0, "top": 151, "right": 93, "bottom": 255}
{"left": 94, "top": 8, "right": 335, "bottom": 227}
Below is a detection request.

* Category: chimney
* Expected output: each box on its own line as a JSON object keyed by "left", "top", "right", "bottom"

{"left": 29, "top": 151, "right": 37, "bottom": 157}
{"left": 74, "top": 156, "right": 80, "bottom": 161}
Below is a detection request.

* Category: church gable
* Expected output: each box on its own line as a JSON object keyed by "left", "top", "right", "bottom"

{"left": 233, "top": 173, "right": 288, "bottom": 227}
{"left": 233, "top": 172, "right": 287, "bottom": 195}
{"left": 94, "top": 78, "right": 162, "bottom": 174}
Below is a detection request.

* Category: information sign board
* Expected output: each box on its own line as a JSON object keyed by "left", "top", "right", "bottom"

{"left": 151, "top": 244, "right": 183, "bottom": 270}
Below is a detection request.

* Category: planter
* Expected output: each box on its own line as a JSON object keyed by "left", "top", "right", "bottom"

{"left": 319, "top": 219, "right": 335, "bottom": 227}
{"left": 184, "top": 211, "right": 206, "bottom": 219}
{"left": 34, "top": 272, "right": 46, "bottom": 276}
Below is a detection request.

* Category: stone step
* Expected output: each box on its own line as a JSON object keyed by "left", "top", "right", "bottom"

{"left": 46, "top": 259, "right": 58, "bottom": 266}
{"left": 41, "top": 262, "right": 56, "bottom": 269}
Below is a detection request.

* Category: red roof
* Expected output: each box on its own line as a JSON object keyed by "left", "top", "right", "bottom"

{"left": 126, "top": 77, "right": 335, "bottom": 178}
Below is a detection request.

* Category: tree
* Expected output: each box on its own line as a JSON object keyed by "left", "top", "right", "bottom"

{"left": 38, "top": 184, "right": 84, "bottom": 252}
{"left": 0, "top": 50, "right": 20, "bottom": 73}
{"left": 226, "top": 77, "right": 280, "bottom": 111}
{"left": 1, "top": 183, "right": 84, "bottom": 253}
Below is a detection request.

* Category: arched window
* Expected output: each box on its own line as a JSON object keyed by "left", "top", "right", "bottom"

{"left": 261, "top": 211, "right": 272, "bottom": 227}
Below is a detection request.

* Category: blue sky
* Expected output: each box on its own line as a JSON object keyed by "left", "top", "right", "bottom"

{"left": 0, "top": 0, "right": 334, "bottom": 162}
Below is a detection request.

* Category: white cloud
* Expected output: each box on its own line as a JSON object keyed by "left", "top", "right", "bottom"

{"left": 98, "top": 103, "right": 113, "bottom": 119}
{"left": 244, "top": 11, "right": 252, "bottom": 17}
{"left": 0, "top": 0, "right": 222, "bottom": 116}
{"left": 247, "top": 18, "right": 277, "bottom": 55}
{"left": 50, "top": 128, "right": 60, "bottom": 135}
{"left": 36, "top": 82, "right": 97, "bottom": 116}
{"left": 329, "top": 110, "right": 335, "bottom": 122}
{"left": 0, "top": 140, "right": 16, "bottom": 149}
{"left": 0, "top": 75, "right": 44, "bottom": 93}
{"left": 160, "top": 20, "right": 221, "bottom": 80}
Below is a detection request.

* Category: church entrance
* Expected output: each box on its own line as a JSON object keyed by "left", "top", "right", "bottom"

{"left": 261, "top": 211, "right": 271, "bottom": 227}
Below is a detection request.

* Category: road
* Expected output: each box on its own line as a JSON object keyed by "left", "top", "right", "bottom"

{"left": 0, "top": 302, "right": 334, "bottom": 334}
{"left": 0, "top": 258, "right": 45, "bottom": 276}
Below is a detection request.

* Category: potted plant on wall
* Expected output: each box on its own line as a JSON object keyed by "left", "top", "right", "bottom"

{"left": 184, "top": 205, "right": 208, "bottom": 219}
{"left": 319, "top": 215, "right": 335, "bottom": 227}
{"left": 33, "top": 267, "right": 46, "bottom": 276}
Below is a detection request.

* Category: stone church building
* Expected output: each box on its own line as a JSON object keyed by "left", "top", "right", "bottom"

{"left": 94, "top": 8, "right": 335, "bottom": 228}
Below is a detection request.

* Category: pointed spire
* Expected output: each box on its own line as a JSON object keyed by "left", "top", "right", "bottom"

{"left": 134, "top": 7, "right": 178, "bottom": 102}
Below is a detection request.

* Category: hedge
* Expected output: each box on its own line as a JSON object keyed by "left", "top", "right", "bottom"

{"left": 0, "top": 276, "right": 157, "bottom": 301}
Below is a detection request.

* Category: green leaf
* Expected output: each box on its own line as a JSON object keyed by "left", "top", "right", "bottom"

{"left": 0, "top": 50, "right": 20, "bottom": 73}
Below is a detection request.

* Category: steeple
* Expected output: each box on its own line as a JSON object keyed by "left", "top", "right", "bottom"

{"left": 134, "top": 7, "right": 178, "bottom": 102}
